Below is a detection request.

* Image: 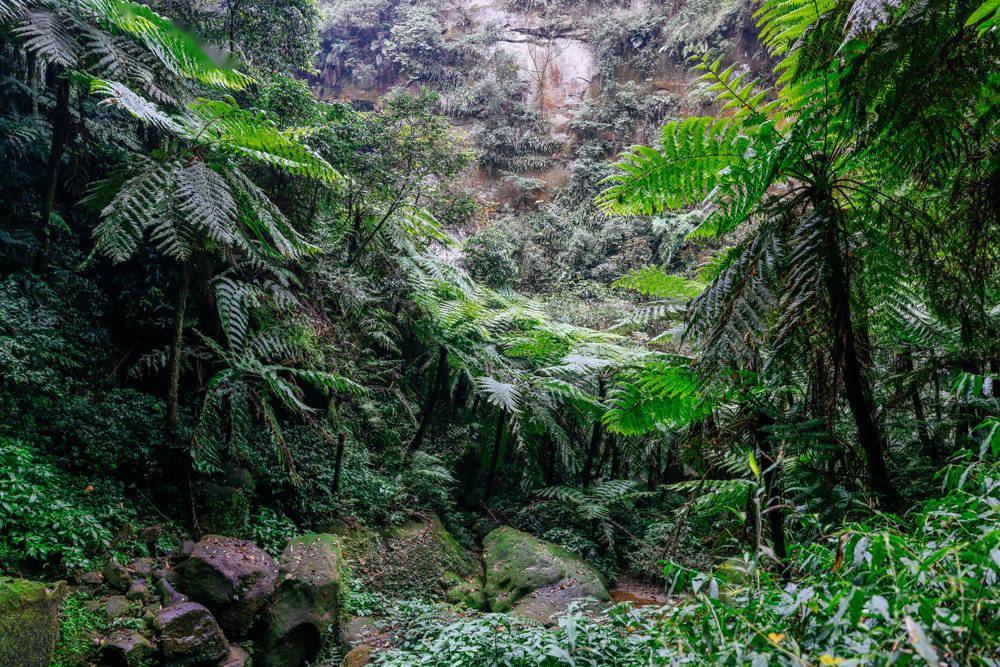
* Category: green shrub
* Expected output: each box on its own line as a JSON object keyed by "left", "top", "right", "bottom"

{"left": 50, "top": 592, "right": 105, "bottom": 667}
{"left": 0, "top": 438, "right": 137, "bottom": 572}
{"left": 461, "top": 226, "right": 519, "bottom": 288}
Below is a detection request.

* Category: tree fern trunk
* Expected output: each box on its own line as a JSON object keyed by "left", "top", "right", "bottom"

{"left": 581, "top": 378, "right": 606, "bottom": 486}
{"left": 483, "top": 408, "right": 508, "bottom": 503}
{"left": 406, "top": 346, "right": 448, "bottom": 456}
{"left": 332, "top": 431, "right": 346, "bottom": 495}
{"left": 824, "top": 231, "right": 899, "bottom": 504}
{"left": 35, "top": 66, "right": 71, "bottom": 273}
{"left": 166, "top": 262, "right": 192, "bottom": 442}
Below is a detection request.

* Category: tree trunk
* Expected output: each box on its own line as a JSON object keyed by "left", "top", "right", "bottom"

{"left": 35, "top": 66, "right": 71, "bottom": 273}
{"left": 406, "top": 346, "right": 448, "bottom": 456}
{"left": 899, "top": 349, "right": 938, "bottom": 463}
{"left": 752, "top": 413, "right": 787, "bottom": 563}
{"left": 647, "top": 442, "right": 660, "bottom": 488}
{"left": 483, "top": 409, "right": 508, "bottom": 503}
{"left": 580, "top": 379, "right": 606, "bottom": 486}
{"left": 166, "top": 262, "right": 192, "bottom": 442}
{"left": 609, "top": 436, "right": 620, "bottom": 479}
{"left": 332, "top": 432, "right": 346, "bottom": 495}
{"left": 824, "top": 229, "right": 899, "bottom": 504}
{"left": 541, "top": 434, "right": 557, "bottom": 485}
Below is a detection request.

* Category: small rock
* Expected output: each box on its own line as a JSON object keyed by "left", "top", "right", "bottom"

{"left": 343, "top": 645, "right": 373, "bottom": 667}
{"left": 153, "top": 602, "right": 228, "bottom": 666}
{"left": 84, "top": 599, "right": 103, "bottom": 613}
{"left": 155, "top": 567, "right": 181, "bottom": 586}
{"left": 79, "top": 571, "right": 104, "bottom": 588}
{"left": 104, "top": 595, "right": 131, "bottom": 619}
{"left": 181, "top": 540, "right": 195, "bottom": 558}
{"left": 131, "top": 559, "right": 154, "bottom": 577}
{"left": 127, "top": 579, "right": 152, "bottom": 603}
{"left": 157, "top": 577, "right": 188, "bottom": 605}
{"left": 218, "top": 643, "right": 250, "bottom": 667}
{"left": 139, "top": 524, "right": 162, "bottom": 546}
{"left": 343, "top": 617, "right": 377, "bottom": 649}
{"left": 103, "top": 560, "right": 132, "bottom": 592}
{"left": 97, "top": 629, "right": 153, "bottom": 666}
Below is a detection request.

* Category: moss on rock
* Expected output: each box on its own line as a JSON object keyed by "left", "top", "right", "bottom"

{"left": 335, "top": 514, "right": 486, "bottom": 609}
{"left": 482, "top": 527, "right": 609, "bottom": 615}
{"left": 258, "top": 533, "right": 345, "bottom": 667}
{"left": 0, "top": 577, "right": 64, "bottom": 667}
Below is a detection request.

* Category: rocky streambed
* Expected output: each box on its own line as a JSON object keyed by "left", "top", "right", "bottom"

{"left": 1, "top": 516, "right": 663, "bottom": 666}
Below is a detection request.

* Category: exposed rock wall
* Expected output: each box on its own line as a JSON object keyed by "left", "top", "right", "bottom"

{"left": 313, "top": 0, "right": 764, "bottom": 202}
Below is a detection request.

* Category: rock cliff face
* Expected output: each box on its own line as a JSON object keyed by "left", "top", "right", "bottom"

{"left": 313, "top": 0, "right": 764, "bottom": 200}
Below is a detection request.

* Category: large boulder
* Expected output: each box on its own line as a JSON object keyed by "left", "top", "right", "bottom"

{"left": 258, "top": 533, "right": 344, "bottom": 667}
{"left": 0, "top": 577, "right": 64, "bottom": 667}
{"left": 180, "top": 535, "right": 278, "bottom": 638}
{"left": 153, "top": 601, "right": 228, "bottom": 666}
{"left": 335, "top": 514, "right": 485, "bottom": 609}
{"left": 482, "top": 527, "right": 609, "bottom": 622}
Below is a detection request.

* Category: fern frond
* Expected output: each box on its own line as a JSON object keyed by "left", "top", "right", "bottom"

{"left": 478, "top": 375, "right": 521, "bottom": 414}
{"left": 596, "top": 116, "right": 746, "bottom": 215}
{"left": 604, "top": 360, "right": 709, "bottom": 435}
{"left": 14, "top": 8, "right": 78, "bottom": 67}
{"left": 187, "top": 98, "right": 340, "bottom": 184}
{"left": 175, "top": 160, "right": 238, "bottom": 246}
{"left": 86, "top": 76, "right": 179, "bottom": 131}
{"left": 81, "top": 0, "right": 252, "bottom": 89}
{"left": 613, "top": 266, "right": 705, "bottom": 300}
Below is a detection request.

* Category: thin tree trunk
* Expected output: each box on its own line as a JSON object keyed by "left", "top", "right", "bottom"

{"left": 541, "top": 434, "right": 556, "bottom": 485}
{"left": 483, "top": 409, "right": 508, "bottom": 503}
{"left": 899, "top": 349, "right": 938, "bottom": 463}
{"left": 581, "top": 379, "right": 606, "bottom": 486}
{"left": 824, "top": 230, "right": 899, "bottom": 504}
{"left": 25, "top": 51, "right": 38, "bottom": 116}
{"left": 35, "top": 66, "right": 71, "bottom": 273}
{"left": 609, "top": 436, "right": 620, "bottom": 479}
{"left": 647, "top": 442, "right": 660, "bottom": 488}
{"left": 332, "top": 432, "right": 346, "bottom": 495}
{"left": 752, "top": 413, "right": 787, "bottom": 563}
{"left": 406, "top": 347, "right": 448, "bottom": 456}
{"left": 166, "top": 262, "right": 192, "bottom": 442}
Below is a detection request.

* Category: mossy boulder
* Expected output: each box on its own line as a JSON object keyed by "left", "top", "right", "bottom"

{"left": 335, "top": 514, "right": 485, "bottom": 609}
{"left": 180, "top": 535, "right": 279, "bottom": 638}
{"left": 0, "top": 577, "right": 65, "bottom": 667}
{"left": 258, "top": 533, "right": 345, "bottom": 667}
{"left": 153, "top": 601, "right": 228, "bottom": 666}
{"left": 482, "top": 527, "right": 609, "bottom": 619}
